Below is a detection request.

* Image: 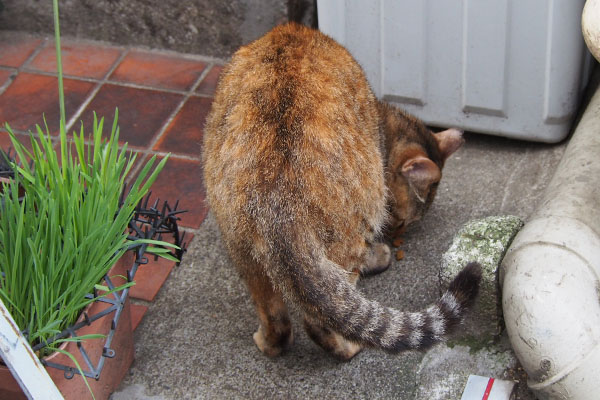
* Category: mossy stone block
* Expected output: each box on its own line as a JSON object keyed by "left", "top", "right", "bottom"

{"left": 440, "top": 215, "right": 524, "bottom": 338}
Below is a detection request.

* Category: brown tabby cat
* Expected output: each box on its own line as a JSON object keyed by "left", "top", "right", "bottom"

{"left": 202, "top": 23, "right": 481, "bottom": 360}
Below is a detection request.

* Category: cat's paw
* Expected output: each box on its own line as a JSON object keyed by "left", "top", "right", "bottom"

{"left": 304, "top": 319, "right": 363, "bottom": 361}
{"left": 361, "top": 243, "right": 391, "bottom": 277}
{"left": 253, "top": 326, "right": 294, "bottom": 357}
{"left": 333, "top": 339, "right": 363, "bottom": 362}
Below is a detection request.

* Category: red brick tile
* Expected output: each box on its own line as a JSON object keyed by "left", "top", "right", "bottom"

{"left": 78, "top": 84, "right": 182, "bottom": 148}
{"left": 130, "top": 257, "right": 176, "bottom": 302}
{"left": 130, "top": 304, "right": 148, "bottom": 331}
{"left": 110, "top": 51, "right": 206, "bottom": 91}
{"left": 154, "top": 96, "right": 212, "bottom": 157}
{"left": 0, "top": 69, "right": 15, "bottom": 88}
{"left": 127, "top": 232, "right": 193, "bottom": 303}
{"left": 0, "top": 131, "right": 12, "bottom": 152}
{"left": 0, "top": 130, "right": 35, "bottom": 158}
{"left": 196, "top": 65, "right": 223, "bottom": 96}
{"left": 0, "top": 73, "right": 95, "bottom": 134}
{"left": 181, "top": 231, "right": 195, "bottom": 244}
{"left": 141, "top": 156, "right": 207, "bottom": 229}
{"left": 0, "top": 34, "right": 42, "bottom": 68}
{"left": 29, "top": 41, "right": 122, "bottom": 79}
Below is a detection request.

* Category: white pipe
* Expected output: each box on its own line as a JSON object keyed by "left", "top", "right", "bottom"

{"left": 500, "top": 77, "right": 600, "bottom": 398}
{"left": 583, "top": 0, "right": 600, "bottom": 62}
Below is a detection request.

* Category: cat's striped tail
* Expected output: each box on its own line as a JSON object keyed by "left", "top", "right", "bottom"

{"left": 267, "top": 237, "right": 482, "bottom": 353}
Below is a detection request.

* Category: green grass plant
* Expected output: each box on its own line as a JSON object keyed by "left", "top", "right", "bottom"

{"left": 0, "top": 112, "right": 170, "bottom": 356}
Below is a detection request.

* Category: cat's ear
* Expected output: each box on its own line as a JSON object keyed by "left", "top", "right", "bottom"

{"left": 434, "top": 128, "right": 464, "bottom": 161}
{"left": 400, "top": 156, "right": 441, "bottom": 202}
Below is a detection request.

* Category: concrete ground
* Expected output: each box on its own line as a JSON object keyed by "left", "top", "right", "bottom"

{"left": 111, "top": 130, "right": 568, "bottom": 399}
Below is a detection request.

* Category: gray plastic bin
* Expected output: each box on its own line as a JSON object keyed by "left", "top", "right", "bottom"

{"left": 317, "top": 0, "right": 594, "bottom": 142}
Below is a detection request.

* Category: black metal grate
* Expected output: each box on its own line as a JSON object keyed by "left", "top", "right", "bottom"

{"left": 31, "top": 192, "right": 188, "bottom": 380}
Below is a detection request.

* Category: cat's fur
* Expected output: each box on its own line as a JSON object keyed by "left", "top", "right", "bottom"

{"left": 202, "top": 23, "right": 481, "bottom": 360}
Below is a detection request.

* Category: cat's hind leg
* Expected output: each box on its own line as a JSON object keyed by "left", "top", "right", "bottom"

{"left": 245, "top": 270, "right": 294, "bottom": 357}
{"left": 304, "top": 314, "right": 362, "bottom": 361}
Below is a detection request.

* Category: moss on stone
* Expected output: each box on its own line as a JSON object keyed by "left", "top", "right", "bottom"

{"left": 440, "top": 215, "right": 524, "bottom": 339}
{"left": 441, "top": 215, "right": 524, "bottom": 279}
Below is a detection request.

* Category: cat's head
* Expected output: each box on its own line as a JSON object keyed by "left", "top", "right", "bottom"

{"left": 379, "top": 103, "right": 463, "bottom": 231}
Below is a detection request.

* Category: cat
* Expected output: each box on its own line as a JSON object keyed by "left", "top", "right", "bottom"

{"left": 202, "top": 23, "right": 481, "bottom": 360}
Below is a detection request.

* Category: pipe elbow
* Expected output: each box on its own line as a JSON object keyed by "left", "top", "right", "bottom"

{"left": 501, "top": 217, "right": 600, "bottom": 399}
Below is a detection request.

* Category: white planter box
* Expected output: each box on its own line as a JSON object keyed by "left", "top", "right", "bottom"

{"left": 318, "top": 0, "right": 594, "bottom": 143}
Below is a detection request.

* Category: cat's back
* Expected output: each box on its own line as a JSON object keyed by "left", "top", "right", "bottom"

{"left": 205, "top": 23, "right": 379, "bottom": 154}
{"left": 218, "top": 22, "right": 373, "bottom": 114}
{"left": 203, "top": 23, "right": 385, "bottom": 242}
